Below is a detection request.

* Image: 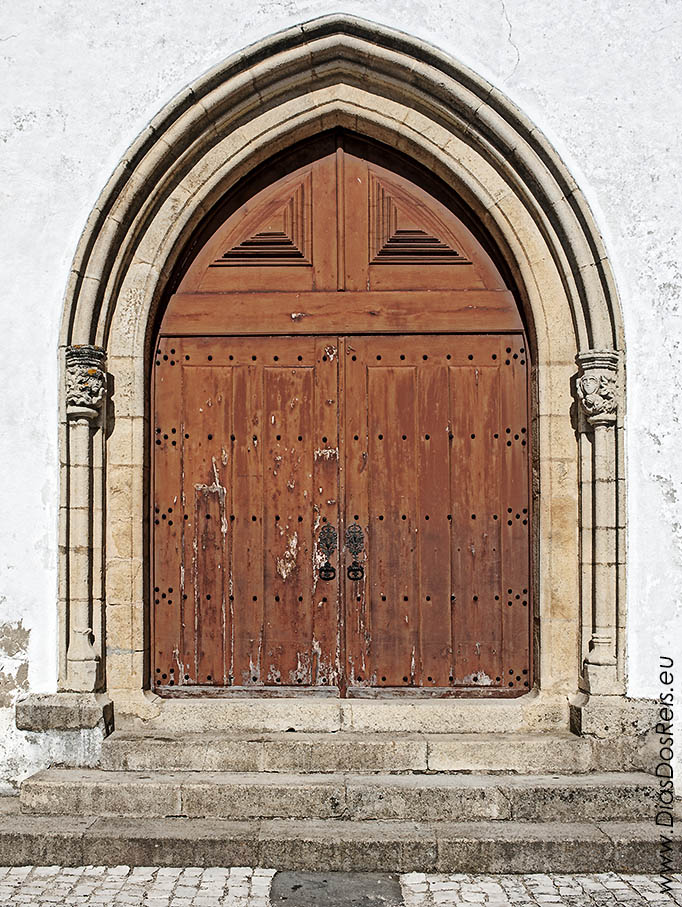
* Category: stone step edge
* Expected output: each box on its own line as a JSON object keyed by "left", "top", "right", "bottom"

{"left": 20, "top": 769, "right": 656, "bottom": 821}
{"left": 0, "top": 806, "right": 673, "bottom": 873}
{"left": 100, "top": 729, "right": 648, "bottom": 774}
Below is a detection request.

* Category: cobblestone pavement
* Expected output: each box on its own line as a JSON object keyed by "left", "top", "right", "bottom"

{"left": 401, "top": 872, "right": 682, "bottom": 905}
{"left": 0, "top": 868, "right": 679, "bottom": 906}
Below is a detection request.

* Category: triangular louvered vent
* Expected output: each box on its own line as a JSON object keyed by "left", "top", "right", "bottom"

{"left": 211, "top": 175, "right": 312, "bottom": 267}
{"left": 369, "top": 174, "right": 471, "bottom": 265}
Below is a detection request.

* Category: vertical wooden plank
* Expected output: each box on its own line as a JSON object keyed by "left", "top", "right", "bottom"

{"left": 152, "top": 339, "right": 184, "bottom": 690}
{"left": 312, "top": 152, "right": 338, "bottom": 291}
{"left": 312, "top": 337, "right": 341, "bottom": 687}
{"left": 262, "top": 361, "right": 315, "bottom": 685}
{"left": 365, "top": 360, "right": 419, "bottom": 686}
{"left": 499, "top": 335, "right": 532, "bottom": 692}
{"left": 416, "top": 357, "right": 453, "bottom": 686}
{"left": 182, "top": 365, "right": 233, "bottom": 685}
{"left": 450, "top": 340, "right": 505, "bottom": 688}
{"left": 231, "top": 351, "right": 265, "bottom": 685}
{"left": 343, "top": 151, "right": 370, "bottom": 292}
{"left": 343, "top": 338, "right": 371, "bottom": 685}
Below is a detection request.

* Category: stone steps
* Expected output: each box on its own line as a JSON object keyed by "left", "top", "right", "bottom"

{"left": 100, "top": 729, "right": 647, "bottom": 774}
{"left": 20, "top": 768, "right": 655, "bottom": 822}
{"left": 0, "top": 799, "right": 671, "bottom": 872}
{"left": 115, "top": 696, "right": 570, "bottom": 734}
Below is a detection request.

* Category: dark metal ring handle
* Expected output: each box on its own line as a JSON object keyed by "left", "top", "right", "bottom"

{"left": 318, "top": 524, "right": 338, "bottom": 582}
{"left": 345, "top": 524, "right": 365, "bottom": 581}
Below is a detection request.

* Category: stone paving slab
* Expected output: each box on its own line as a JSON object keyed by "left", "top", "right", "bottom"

{"left": 271, "top": 870, "right": 403, "bottom": 905}
{"left": 0, "top": 868, "right": 680, "bottom": 906}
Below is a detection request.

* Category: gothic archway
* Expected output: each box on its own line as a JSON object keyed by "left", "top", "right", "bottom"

{"left": 56, "top": 15, "right": 624, "bottom": 724}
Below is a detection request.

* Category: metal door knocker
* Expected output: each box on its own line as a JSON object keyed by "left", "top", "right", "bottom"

{"left": 318, "top": 524, "right": 338, "bottom": 581}
{"left": 345, "top": 523, "right": 365, "bottom": 581}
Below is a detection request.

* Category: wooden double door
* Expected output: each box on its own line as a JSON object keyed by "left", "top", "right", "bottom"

{"left": 152, "top": 135, "right": 531, "bottom": 696}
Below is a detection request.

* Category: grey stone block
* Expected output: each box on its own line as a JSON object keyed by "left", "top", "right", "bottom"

{"left": 180, "top": 773, "right": 346, "bottom": 819}
{"left": 15, "top": 693, "right": 113, "bottom": 733}
{"left": 435, "top": 821, "right": 615, "bottom": 873}
{"left": 310, "top": 735, "right": 428, "bottom": 773}
{"left": 125, "top": 699, "right": 343, "bottom": 733}
{"left": 595, "top": 821, "right": 681, "bottom": 873}
{"left": 258, "top": 819, "right": 420, "bottom": 872}
{"left": 504, "top": 773, "right": 657, "bottom": 821}
{"left": 270, "top": 872, "right": 404, "bottom": 907}
{"left": 101, "top": 732, "right": 263, "bottom": 772}
{"left": 346, "top": 774, "right": 508, "bottom": 821}
{"left": 426, "top": 732, "right": 595, "bottom": 773}
{"left": 570, "top": 696, "right": 657, "bottom": 739}
{"left": 0, "top": 800, "right": 92, "bottom": 866}
{"left": 20, "top": 769, "right": 182, "bottom": 817}
{"left": 83, "top": 817, "right": 261, "bottom": 867}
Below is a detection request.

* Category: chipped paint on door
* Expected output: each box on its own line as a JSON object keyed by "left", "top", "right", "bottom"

{"left": 152, "top": 138, "right": 531, "bottom": 696}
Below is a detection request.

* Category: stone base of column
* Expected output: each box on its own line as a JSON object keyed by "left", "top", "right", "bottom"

{"left": 582, "top": 660, "right": 621, "bottom": 695}
{"left": 15, "top": 692, "right": 113, "bottom": 734}
{"left": 570, "top": 692, "right": 656, "bottom": 743}
{"left": 65, "top": 657, "right": 101, "bottom": 694}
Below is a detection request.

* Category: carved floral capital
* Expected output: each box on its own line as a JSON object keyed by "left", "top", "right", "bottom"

{"left": 576, "top": 349, "right": 620, "bottom": 426}
{"left": 65, "top": 345, "right": 107, "bottom": 415}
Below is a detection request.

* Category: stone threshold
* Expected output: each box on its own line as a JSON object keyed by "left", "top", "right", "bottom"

{"left": 100, "top": 728, "right": 651, "bottom": 774}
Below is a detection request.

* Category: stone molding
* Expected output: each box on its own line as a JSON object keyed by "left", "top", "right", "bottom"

{"left": 46, "top": 15, "right": 627, "bottom": 721}
{"left": 576, "top": 349, "right": 620, "bottom": 427}
{"left": 65, "top": 344, "right": 107, "bottom": 415}
{"left": 63, "top": 345, "right": 108, "bottom": 692}
{"left": 574, "top": 349, "right": 622, "bottom": 694}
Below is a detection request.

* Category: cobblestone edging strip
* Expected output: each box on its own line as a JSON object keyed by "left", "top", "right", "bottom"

{"left": 0, "top": 866, "right": 275, "bottom": 906}
{"left": 0, "top": 868, "right": 680, "bottom": 905}
{"left": 400, "top": 872, "right": 682, "bottom": 905}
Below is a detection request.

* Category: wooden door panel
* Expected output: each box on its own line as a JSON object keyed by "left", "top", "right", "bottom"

{"left": 343, "top": 335, "right": 530, "bottom": 693}
{"left": 152, "top": 348, "right": 184, "bottom": 690}
{"left": 416, "top": 361, "right": 453, "bottom": 687}
{"left": 161, "top": 289, "right": 522, "bottom": 336}
{"left": 449, "top": 357, "right": 504, "bottom": 687}
{"left": 153, "top": 336, "right": 340, "bottom": 692}
{"left": 499, "top": 336, "right": 531, "bottom": 693}
{"left": 153, "top": 137, "right": 532, "bottom": 698}
{"left": 178, "top": 154, "right": 338, "bottom": 294}
{"left": 366, "top": 365, "right": 419, "bottom": 685}
{"left": 182, "top": 364, "right": 233, "bottom": 686}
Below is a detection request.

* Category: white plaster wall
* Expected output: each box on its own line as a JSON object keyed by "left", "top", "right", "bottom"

{"left": 0, "top": 0, "right": 680, "bottom": 785}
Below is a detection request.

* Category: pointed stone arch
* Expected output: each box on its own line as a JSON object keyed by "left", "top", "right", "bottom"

{"left": 54, "top": 15, "right": 625, "bottom": 723}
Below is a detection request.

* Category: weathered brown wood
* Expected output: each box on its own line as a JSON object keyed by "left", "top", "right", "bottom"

{"left": 175, "top": 144, "right": 509, "bottom": 297}
{"left": 152, "top": 340, "right": 184, "bottom": 689}
{"left": 500, "top": 336, "right": 532, "bottom": 693}
{"left": 341, "top": 335, "right": 529, "bottom": 691}
{"left": 177, "top": 154, "right": 338, "bottom": 294}
{"left": 152, "top": 137, "right": 531, "bottom": 697}
{"left": 161, "top": 290, "right": 522, "bottom": 335}
{"left": 450, "top": 346, "right": 504, "bottom": 688}
{"left": 182, "top": 364, "right": 233, "bottom": 685}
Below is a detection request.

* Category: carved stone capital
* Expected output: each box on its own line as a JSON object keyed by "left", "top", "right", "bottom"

{"left": 576, "top": 349, "right": 620, "bottom": 426}
{"left": 65, "top": 345, "right": 107, "bottom": 416}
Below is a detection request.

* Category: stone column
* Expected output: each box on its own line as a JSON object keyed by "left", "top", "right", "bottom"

{"left": 64, "top": 344, "right": 107, "bottom": 692}
{"left": 576, "top": 349, "right": 621, "bottom": 694}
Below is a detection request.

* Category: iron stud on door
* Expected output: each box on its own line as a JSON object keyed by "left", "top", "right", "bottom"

{"left": 153, "top": 141, "right": 531, "bottom": 695}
